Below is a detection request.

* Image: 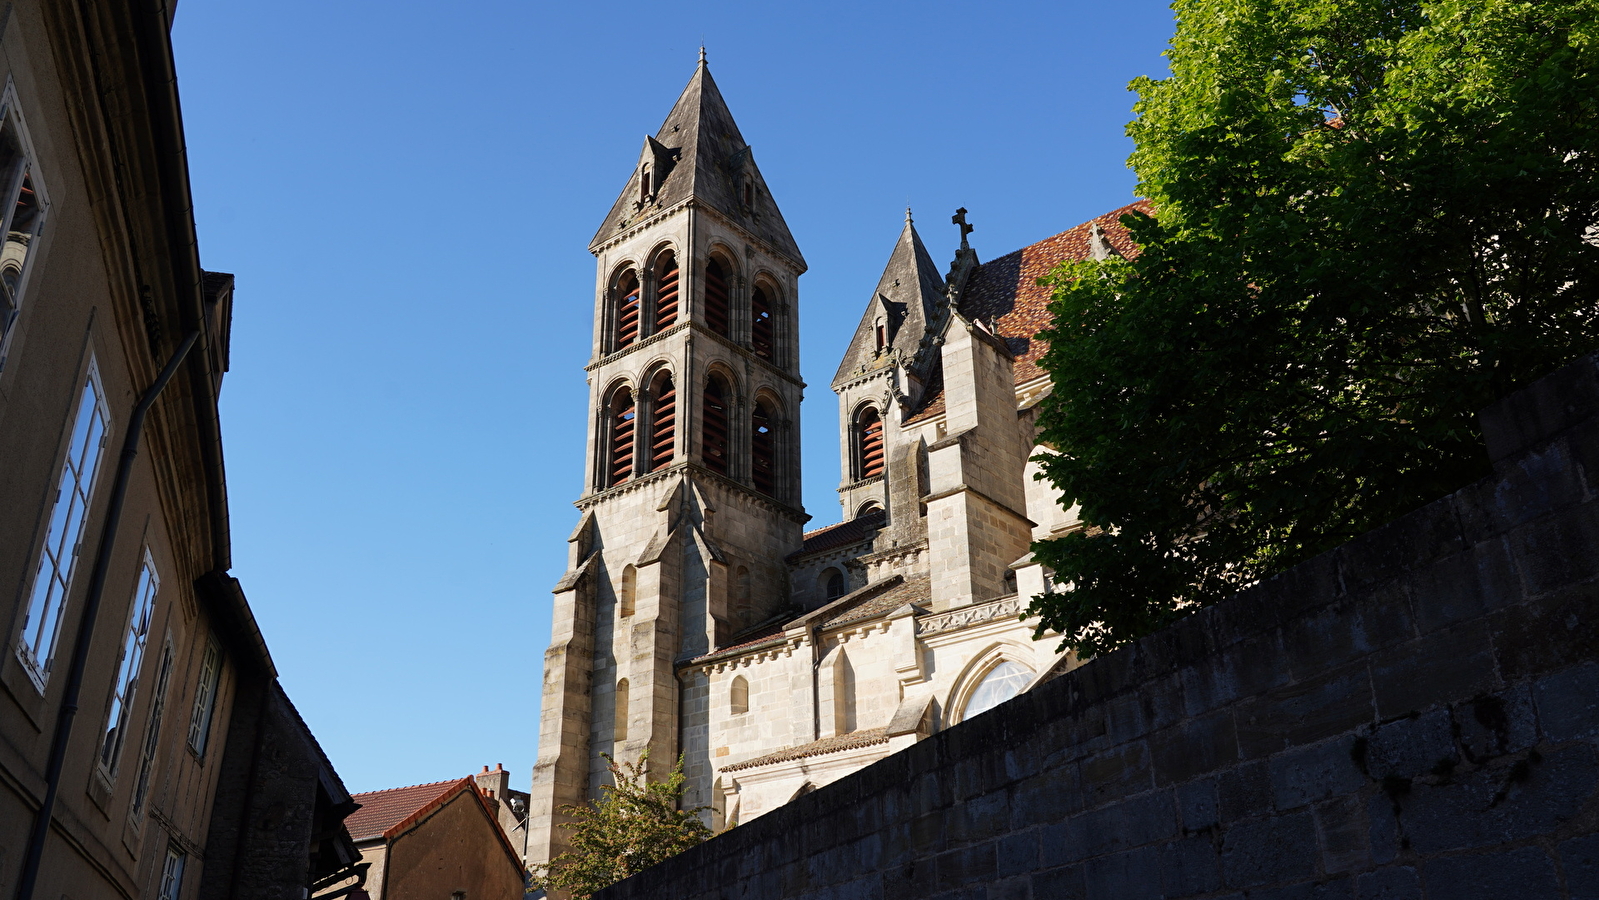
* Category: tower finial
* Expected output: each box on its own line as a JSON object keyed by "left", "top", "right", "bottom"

{"left": 699, "top": 45, "right": 706, "bottom": 65}
{"left": 905, "top": 205, "right": 913, "bottom": 225}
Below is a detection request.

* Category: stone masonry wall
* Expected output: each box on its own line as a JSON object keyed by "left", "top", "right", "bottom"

{"left": 595, "top": 353, "right": 1599, "bottom": 900}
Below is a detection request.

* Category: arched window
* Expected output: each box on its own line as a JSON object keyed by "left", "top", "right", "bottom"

{"left": 832, "top": 649, "right": 855, "bottom": 734}
{"left": 730, "top": 675, "right": 749, "bottom": 715}
{"left": 856, "top": 501, "right": 882, "bottom": 519}
{"left": 654, "top": 251, "right": 680, "bottom": 330}
{"left": 619, "top": 565, "right": 636, "bottom": 617}
{"left": 735, "top": 566, "right": 752, "bottom": 628}
{"left": 962, "top": 660, "right": 1032, "bottom": 721}
{"left": 648, "top": 373, "right": 676, "bottom": 472}
{"left": 751, "top": 286, "right": 774, "bottom": 360}
{"left": 614, "top": 678, "right": 630, "bottom": 741}
{"left": 856, "top": 407, "right": 884, "bottom": 479}
{"left": 822, "top": 569, "right": 845, "bottom": 601}
{"left": 608, "top": 387, "right": 636, "bottom": 486}
{"left": 615, "top": 270, "right": 642, "bottom": 351}
{"left": 702, "top": 375, "right": 730, "bottom": 475}
{"left": 704, "top": 258, "right": 731, "bottom": 337}
{"left": 751, "top": 399, "right": 776, "bottom": 497}
{"left": 639, "top": 165, "right": 651, "bottom": 203}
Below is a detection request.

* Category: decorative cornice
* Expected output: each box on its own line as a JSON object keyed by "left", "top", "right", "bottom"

{"left": 577, "top": 462, "right": 808, "bottom": 523}
{"left": 917, "top": 595, "right": 1023, "bottom": 638}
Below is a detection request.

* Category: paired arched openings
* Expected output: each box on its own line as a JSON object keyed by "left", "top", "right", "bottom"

{"left": 703, "top": 256, "right": 732, "bottom": 337}
{"left": 614, "top": 269, "right": 642, "bottom": 351}
{"left": 653, "top": 249, "right": 680, "bottom": 330}
{"left": 751, "top": 396, "right": 778, "bottom": 498}
{"left": 646, "top": 369, "right": 677, "bottom": 472}
{"left": 702, "top": 372, "right": 732, "bottom": 476}
{"left": 855, "top": 406, "right": 885, "bottom": 480}
{"left": 605, "top": 384, "right": 637, "bottom": 486}
{"left": 730, "top": 675, "right": 749, "bottom": 715}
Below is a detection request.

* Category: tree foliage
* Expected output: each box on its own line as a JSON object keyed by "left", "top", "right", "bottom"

{"left": 1031, "top": 0, "right": 1599, "bottom": 657}
{"left": 530, "top": 753, "right": 711, "bottom": 900}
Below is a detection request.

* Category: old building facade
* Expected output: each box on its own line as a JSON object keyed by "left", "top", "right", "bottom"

{"left": 0, "top": 4, "right": 360, "bottom": 900}
{"left": 528, "top": 59, "right": 1145, "bottom": 866}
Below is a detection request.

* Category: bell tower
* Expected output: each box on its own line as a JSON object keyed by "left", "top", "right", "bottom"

{"left": 528, "top": 54, "right": 807, "bottom": 867}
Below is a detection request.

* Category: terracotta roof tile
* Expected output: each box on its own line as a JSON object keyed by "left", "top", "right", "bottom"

{"left": 906, "top": 201, "right": 1152, "bottom": 424}
{"left": 345, "top": 779, "right": 463, "bottom": 842}
{"left": 721, "top": 727, "right": 892, "bottom": 772}
{"left": 787, "top": 509, "right": 886, "bottom": 562}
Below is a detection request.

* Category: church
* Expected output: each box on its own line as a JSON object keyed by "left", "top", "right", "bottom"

{"left": 526, "top": 56, "right": 1144, "bottom": 867}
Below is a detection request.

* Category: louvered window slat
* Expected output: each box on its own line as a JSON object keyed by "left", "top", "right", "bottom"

{"left": 703, "top": 379, "right": 729, "bottom": 475}
{"left": 704, "top": 260, "right": 730, "bottom": 337}
{"left": 859, "top": 410, "right": 885, "bottom": 479}
{"left": 650, "top": 378, "right": 676, "bottom": 470}
{"left": 752, "top": 402, "right": 775, "bottom": 496}
{"left": 655, "top": 255, "right": 680, "bottom": 330}
{"left": 752, "top": 286, "right": 774, "bottom": 360}
{"left": 610, "top": 391, "right": 636, "bottom": 484}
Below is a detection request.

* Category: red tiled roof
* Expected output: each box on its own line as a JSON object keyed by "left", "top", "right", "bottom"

{"left": 722, "top": 727, "right": 892, "bottom": 772}
{"left": 787, "top": 509, "right": 886, "bottom": 562}
{"left": 345, "top": 779, "right": 465, "bottom": 842}
{"left": 906, "top": 201, "right": 1152, "bottom": 424}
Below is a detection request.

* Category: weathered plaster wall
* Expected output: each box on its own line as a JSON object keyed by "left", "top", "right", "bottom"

{"left": 596, "top": 353, "right": 1599, "bottom": 900}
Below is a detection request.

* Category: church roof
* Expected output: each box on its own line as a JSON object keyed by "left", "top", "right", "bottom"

{"left": 721, "top": 726, "right": 892, "bottom": 773}
{"left": 788, "top": 509, "right": 887, "bottom": 562}
{"left": 820, "top": 574, "right": 930, "bottom": 628}
{"left": 832, "top": 215, "right": 948, "bottom": 388}
{"left": 590, "top": 59, "right": 804, "bottom": 267}
{"left": 905, "top": 200, "right": 1152, "bottom": 424}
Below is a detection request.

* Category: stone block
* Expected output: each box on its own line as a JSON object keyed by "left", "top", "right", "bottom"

{"left": 1079, "top": 741, "right": 1152, "bottom": 807}
{"left": 934, "top": 843, "right": 996, "bottom": 891}
{"left": 982, "top": 876, "right": 1030, "bottom": 900}
{"left": 1178, "top": 777, "right": 1219, "bottom": 831}
{"left": 1367, "top": 793, "right": 1400, "bottom": 865}
{"left": 883, "top": 859, "right": 937, "bottom": 900}
{"left": 1536, "top": 664, "right": 1599, "bottom": 743}
{"left": 1060, "top": 790, "right": 1176, "bottom": 862}
{"left": 1281, "top": 600, "right": 1367, "bottom": 681}
{"left": 1028, "top": 866, "right": 1085, "bottom": 900}
{"left": 1008, "top": 760, "right": 1082, "bottom": 830}
{"left": 995, "top": 831, "right": 1038, "bottom": 878}
{"left": 1242, "top": 878, "right": 1353, "bottom": 900}
{"left": 1494, "top": 579, "right": 1599, "bottom": 680}
{"left": 1401, "top": 742, "right": 1599, "bottom": 855}
{"left": 1269, "top": 735, "right": 1366, "bottom": 809}
{"left": 1559, "top": 832, "right": 1599, "bottom": 900}
{"left": 1370, "top": 625, "right": 1495, "bottom": 720}
{"left": 1220, "top": 813, "right": 1318, "bottom": 888}
{"left": 1236, "top": 665, "right": 1373, "bottom": 757}
{"left": 1454, "top": 684, "right": 1538, "bottom": 762}
{"left": 1505, "top": 503, "right": 1599, "bottom": 597}
{"left": 1408, "top": 539, "right": 1523, "bottom": 634}
{"left": 1313, "top": 795, "right": 1369, "bottom": 875}
{"left": 1159, "top": 836, "right": 1222, "bottom": 896}
{"left": 1218, "top": 760, "right": 1273, "bottom": 822}
{"left": 1422, "top": 846, "right": 1561, "bottom": 900}
{"left": 1338, "top": 499, "right": 1464, "bottom": 591}
{"left": 1479, "top": 353, "right": 1599, "bottom": 464}
{"left": 1082, "top": 846, "right": 1161, "bottom": 898}
{"left": 1354, "top": 866, "right": 1419, "bottom": 900}
{"left": 1150, "top": 710, "right": 1239, "bottom": 787}
{"left": 1364, "top": 708, "right": 1458, "bottom": 780}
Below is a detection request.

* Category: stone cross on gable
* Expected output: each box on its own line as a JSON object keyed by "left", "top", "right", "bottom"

{"left": 952, "top": 208, "right": 974, "bottom": 249}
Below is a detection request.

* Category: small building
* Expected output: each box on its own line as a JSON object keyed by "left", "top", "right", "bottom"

{"left": 347, "top": 776, "right": 527, "bottom": 900}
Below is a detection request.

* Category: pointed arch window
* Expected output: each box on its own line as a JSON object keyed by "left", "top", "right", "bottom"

{"left": 619, "top": 565, "right": 637, "bottom": 617}
{"left": 654, "top": 252, "right": 680, "bottom": 330}
{"left": 751, "top": 399, "right": 776, "bottom": 497}
{"left": 615, "top": 271, "right": 642, "bottom": 351}
{"left": 856, "top": 407, "right": 884, "bottom": 479}
{"left": 607, "top": 386, "right": 636, "bottom": 486}
{"left": 704, "top": 258, "right": 731, "bottom": 337}
{"left": 751, "top": 286, "right": 774, "bottom": 360}
{"left": 702, "top": 375, "right": 730, "bottom": 476}
{"left": 730, "top": 675, "right": 749, "bottom": 715}
{"left": 648, "top": 372, "right": 676, "bottom": 471}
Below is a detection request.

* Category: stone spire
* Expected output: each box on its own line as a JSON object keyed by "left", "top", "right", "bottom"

{"left": 590, "top": 62, "right": 804, "bottom": 268}
{"left": 832, "top": 214, "right": 948, "bottom": 387}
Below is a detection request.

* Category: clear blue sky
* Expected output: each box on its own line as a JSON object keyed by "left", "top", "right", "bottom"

{"left": 170, "top": 0, "right": 1176, "bottom": 794}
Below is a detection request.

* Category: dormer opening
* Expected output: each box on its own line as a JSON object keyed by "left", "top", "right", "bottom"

{"left": 875, "top": 319, "right": 887, "bottom": 352}
{"left": 640, "top": 164, "right": 651, "bottom": 203}
{"left": 743, "top": 179, "right": 754, "bottom": 208}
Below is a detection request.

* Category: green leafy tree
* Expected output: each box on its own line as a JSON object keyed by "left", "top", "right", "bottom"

{"left": 1032, "top": 0, "right": 1599, "bottom": 657}
{"left": 530, "top": 753, "right": 711, "bottom": 900}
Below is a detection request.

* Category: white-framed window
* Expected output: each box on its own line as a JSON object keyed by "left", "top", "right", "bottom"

{"left": 961, "top": 660, "right": 1032, "bottom": 721}
{"left": 0, "top": 79, "right": 50, "bottom": 373}
{"left": 99, "top": 551, "right": 159, "bottom": 778}
{"left": 157, "top": 844, "right": 186, "bottom": 900}
{"left": 187, "top": 638, "right": 220, "bottom": 756}
{"left": 129, "top": 639, "right": 174, "bottom": 821}
{"left": 17, "top": 357, "right": 110, "bottom": 690}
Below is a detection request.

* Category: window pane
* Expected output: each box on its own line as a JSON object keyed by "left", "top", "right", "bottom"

{"left": 102, "top": 556, "right": 158, "bottom": 775}
{"left": 187, "top": 641, "right": 221, "bottom": 755}
{"left": 964, "top": 661, "right": 1032, "bottom": 720}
